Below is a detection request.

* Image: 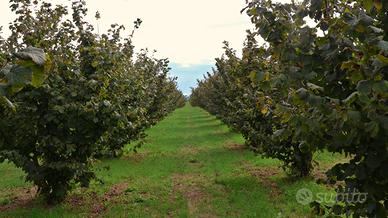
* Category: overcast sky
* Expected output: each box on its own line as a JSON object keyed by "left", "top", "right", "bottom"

{"left": 0, "top": 0, "right": 290, "bottom": 95}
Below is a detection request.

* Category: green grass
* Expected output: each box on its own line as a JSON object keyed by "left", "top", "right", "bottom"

{"left": 0, "top": 104, "right": 346, "bottom": 217}
{"left": 0, "top": 162, "right": 31, "bottom": 190}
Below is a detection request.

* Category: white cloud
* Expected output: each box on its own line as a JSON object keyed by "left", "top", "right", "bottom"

{"left": 0, "top": 0, "right": 295, "bottom": 94}
{"left": 0, "top": 0, "right": 252, "bottom": 66}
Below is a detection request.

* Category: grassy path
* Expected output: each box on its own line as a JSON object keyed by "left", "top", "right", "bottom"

{"left": 0, "top": 104, "right": 343, "bottom": 217}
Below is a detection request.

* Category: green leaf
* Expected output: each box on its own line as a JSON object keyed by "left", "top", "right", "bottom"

{"left": 377, "top": 115, "right": 388, "bottom": 131}
{"left": 307, "top": 94, "right": 323, "bottom": 106}
{"left": 332, "top": 205, "right": 343, "bottom": 215}
{"left": 363, "top": 0, "right": 374, "bottom": 12}
{"left": 249, "top": 71, "right": 269, "bottom": 82}
{"left": 6, "top": 65, "right": 33, "bottom": 92}
{"left": 347, "top": 110, "right": 361, "bottom": 123}
{"left": 359, "top": 13, "right": 374, "bottom": 26}
{"left": 15, "top": 47, "right": 46, "bottom": 66}
{"left": 0, "top": 47, "right": 47, "bottom": 96}
{"left": 356, "top": 80, "right": 372, "bottom": 94}
{"left": 307, "top": 82, "right": 324, "bottom": 92}
{"left": 53, "top": 105, "right": 65, "bottom": 114}
{"left": 365, "top": 121, "right": 379, "bottom": 138}
{"left": 0, "top": 96, "right": 15, "bottom": 111}
{"left": 296, "top": 88, "right": 309, "bottom": 100}
{"left": 273, "top": 129, "right": 285, "bottom": 138}
{"left": 0, "top": 84, "right": 6, "bottom": 96}
{"left": 365, "top": 152, "right": 383, "bottom": 169}
{"left": 260, "top": 106, "right": 269, "bottom": 115}
{"left": 91, "top": 61, "right": 99, "bottom": 68}
{"left": 341, "top": 61, "right": 357, "bottom": 70}
{"left": 18, "top": 60, "right": 46, "bottom": 87}
{"left": 0, "top": 64, "right": 12, "bottom": 77}
{"left": 372, "top": 80, "right": 388, "bottom": 94}
{"left": 298, "top": 141, "right": 310, "bottom": 153}
{"left": 369, "top": 26, "right": 384, "bottom": 34}
{"left": 343, "top": 92, "right": 359, "bottom": 105}
{"left": 310, "top": 0, "right": 323, "bottom": 12}
{"left": 377, "top": 40, "right": 388, "bottom": 53}
{"left": 256, "top": 71, "right": 266, "bottom": 81}
{"left": 249, "top": 71, "right": 256, "bottom": 82}
{"left": 376, "top": 54, "right": 388, "bottom": 64}
{"left": 249, "top": 7, "right": 258, "bottom": 16}
{"left": 355, "top": 23, "right": 367, "bottom": 33}
{"left": 374, "top": 0, "right": 383, "bottom": 11}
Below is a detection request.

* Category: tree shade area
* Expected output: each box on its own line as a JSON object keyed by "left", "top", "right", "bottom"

{"left": 0, "top": 0, "right": 387, "bottom": 217}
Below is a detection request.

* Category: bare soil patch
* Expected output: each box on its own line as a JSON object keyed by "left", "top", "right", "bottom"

{"left": 66, "top": 193, "right": 85, "bottom": 208}
{"left": 245, "top": 165, "right": 282, "bottom": 199}
{"left": 312, "top": 162, "right": 346, "bottom": 187}
{"left": 89, "top": 181, "right": 130, "bottom": 217}
{"left": 0, "top": 187, "right": 37, "bottom": 211}
{"left": 125, "top": 151, "right": 151, "bottom": 163}
{"left": 169, "top": 173, "right": 216, "bottom": 218}
{"left": 179, "top": 144, "right": 201, "bottom": 156}
{"left": 224, "top": 142, "right": 246, "bottom": 151}
{"left": 29, "top": 181, "right": 133, "bottom": 217}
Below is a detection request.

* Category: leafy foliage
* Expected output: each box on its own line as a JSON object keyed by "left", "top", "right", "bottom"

{"left": 0, "top": 0, "right": 184, "bottom": 204}
{"left": 0, "top": 47, "right": 49, "bottom": 110}
{"left": 191, "top": 0, "right": 387, "bottom": 216}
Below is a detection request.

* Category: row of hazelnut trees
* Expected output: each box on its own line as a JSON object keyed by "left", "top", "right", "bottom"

{"left": 191, "top": 0, "right": 387, "bottom": 217}
{"left": 0, "top": 0, "right": 185, "bottom": 203}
